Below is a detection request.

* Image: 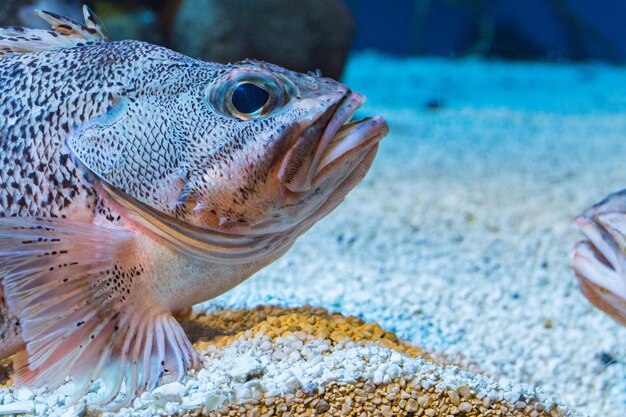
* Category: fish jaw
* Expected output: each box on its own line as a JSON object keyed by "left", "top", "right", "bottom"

{"left": 278, "top": 91, "right": 367, "bottom": 193}
{"left": 253, "top": 90, "right": 388, "bottom": 233}
{"left": 313, "top": 115, "right": 388, "bottom": 186}
{"left": 277, "top": 90, "right": 388, "bottom": 194}
{"left": 571, "top": 190, "right": 626, "bottom": 325}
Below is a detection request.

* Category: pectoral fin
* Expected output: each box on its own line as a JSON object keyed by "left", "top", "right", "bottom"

{"left": 0, "top": 217, "right": 198, "bottom": 407}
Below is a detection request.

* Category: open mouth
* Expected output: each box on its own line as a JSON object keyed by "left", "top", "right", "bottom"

{"left": 278, "top": 92, "right": 389, "bottom": 193}
{"left": 571, "top": 211, "right": 626, "bottom": 325}
{"left": 571, "top": 214, "right": 626, "bottom": 299}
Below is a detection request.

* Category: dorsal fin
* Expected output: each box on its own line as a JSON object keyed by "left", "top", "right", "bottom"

{"left": 0, "top": 5, "right": 109, "bottom": 57}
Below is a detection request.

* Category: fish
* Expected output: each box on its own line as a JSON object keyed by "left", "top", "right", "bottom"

{"left": 0, "top": 6, "right": 389, "bottom": 407}
{"left": 571, "top": 191, "right": 626, "bottom": 325}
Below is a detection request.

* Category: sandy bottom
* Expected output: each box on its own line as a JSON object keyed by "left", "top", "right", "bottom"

{"left": 1, "top": 53, "right": 625, "bottom": 416}
{"left": 195, "top": 54, "right": 626, "bottom": 416}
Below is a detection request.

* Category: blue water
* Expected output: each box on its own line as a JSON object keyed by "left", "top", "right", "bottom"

{"left": 346, "top": 0, "right": 626, "bottom": 63}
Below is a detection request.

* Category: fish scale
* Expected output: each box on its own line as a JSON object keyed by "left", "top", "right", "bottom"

{"left": 0, "top": 43, "right": 132, "bottom": 217}
{"left": 0, "top": 5, "right": 388, "bottom": 409}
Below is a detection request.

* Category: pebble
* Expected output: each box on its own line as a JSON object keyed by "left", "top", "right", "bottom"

{"left": 228, "top": 356, "right": 261, "bottom": 382}
{"left": 58, "top": 405, "right": 80, "bottom": 417}
{"left": 180, "top": 393, "right": 205, "bottom": 410}
{"left": 15, "top": 388, "right": 34, "bottom": 402}
{"left": 504, "top": 391, "right": 521, "bottom": 403}
{"left": 459, "top": 402, "right": 473, "bottom": 412}
{"left": 448, "top": 390, "right": 460, "bottom": 405}
{"left": 458, "top": 385, "right": 472, "bottom": 399}
{"left": 0, "top": 401, "right": 35, "bottom": 415}
{"left": 151, "top": 381, "right": 186, "bottom": 403}
{"left": 146, "top": 307, "right": 573, "bottom": 416}
{"left": 35, "top": 402, "right": 50, "bottom": 416}
{"left": 205, "top": 391, "right": 228, "bottom": 411}
{"left": 284, "top": 376, "right": 301, "bottom": 390}
{"left": 420, "top": 380, "right": 434, "bottom": 390}
{"left": 417, "top": 395, "right": 429, "bottom": 407}
{"left": 373, "top": 370, "right": 384, "bottom": 385}
{"left": 405, "top": 398, "right": 419, "bottom": 412}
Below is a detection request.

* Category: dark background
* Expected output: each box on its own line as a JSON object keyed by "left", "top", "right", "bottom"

{"left": 346, "top": 0, "right": 626, "bottom": 63}
{"left": 3, "top": 0, "right": 626, "bottom": 79}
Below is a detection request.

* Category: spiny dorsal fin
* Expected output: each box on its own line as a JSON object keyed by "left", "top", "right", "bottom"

{"left": 0, "top": 5, "right": 109, "bottom": 57}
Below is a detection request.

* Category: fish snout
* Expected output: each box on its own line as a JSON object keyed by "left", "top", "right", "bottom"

{"left": 277, "top": 91, "right": 387, "bottom": 193}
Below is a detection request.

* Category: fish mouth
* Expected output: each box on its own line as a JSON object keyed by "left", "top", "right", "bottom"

{"left": 278, "top": 92, "right": 389, "bottom": 193}
{"left": 572, "top": 216, "right": 624, "bottom": 279}
{"left": 570, "top": 193, "right": 626, "bottom": 322}
{"left": 571, "top": 215, "right": 626, "bottom": 325}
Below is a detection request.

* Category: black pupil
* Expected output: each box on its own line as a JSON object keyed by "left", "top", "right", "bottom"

{"left": 232, "top": 82, "right": 270, "bottom": 114}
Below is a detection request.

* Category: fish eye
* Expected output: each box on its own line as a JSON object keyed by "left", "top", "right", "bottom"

{"left": 208, "top": 71, "right": 289, "bottom": 121}
{"left": 231, "top": 82, "right": 270, "bottom": 116}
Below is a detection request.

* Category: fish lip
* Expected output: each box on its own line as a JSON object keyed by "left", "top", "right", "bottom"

{"left": 570, "top": 212, "right": 626, "bottom": 300}
{"left": 571, "top": 215, "right": 619, "bottom": 272}
{"left": 313, "top": 115, "right": 388, "bottom": 179}
{"left": 573, "top": 212, "right": 626, "bottom": 270}
{"left": 278, "top": 91, "right": 382, "bottom": 193}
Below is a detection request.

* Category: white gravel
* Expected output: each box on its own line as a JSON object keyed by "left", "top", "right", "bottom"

{"left": 110, "top": 334, "right": 567, "bottom": 417}
{"left": 196, "top": 53, "right": 626, "bottom": 417}
{"left": 0, "top": 333, "right": 571, "bottom": 416}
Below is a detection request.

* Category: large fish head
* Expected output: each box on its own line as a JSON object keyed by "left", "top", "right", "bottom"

{"left": 70, "top": 53, "right": 388, "bottom": 253}
{"left": 175, "top": 60, "right": 388, "bottom": 234}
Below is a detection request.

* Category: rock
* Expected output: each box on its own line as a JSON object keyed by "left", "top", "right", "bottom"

{"left": 405, "top": 398, "right": 419, "bottom": 412}
{"left": 0, "top": 401, "right": 35, "bottom": 415}
{"left": 172, "top": 0, "right": 355, "bottom": 79}
{"left": 417, "top": 395, "right": 429, "bottom": 407}
{"left": 459, "top": 401, "right": 473, "bottom": 412}
{"left": 180, "top": 392, "right": 206, "bottom": 410}
{"left": 204, "top": 391, "right": 228, "bottom": 411}
{"left": 228, "top": 355, "right": 262, "bottom": 382}
{"left": 151, "top": 381, "right": 186, "bottom": 403}
{"left": 15, "top": 388, "right": 34, "bottom": 402}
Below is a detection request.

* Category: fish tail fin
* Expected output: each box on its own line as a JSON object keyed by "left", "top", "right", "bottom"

{"left": 0, "top": 5, "right": 108, "bottom": 58}
{"left": 0, "top": 216, "right": 198, "bottom": 408}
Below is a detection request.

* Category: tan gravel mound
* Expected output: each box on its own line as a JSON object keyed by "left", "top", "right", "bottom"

{"left": 174, "top": 306, "right": 571, "bottom": 417}
{"left": 189, "top": 305, "right": 429, "bottom": 360}
{"left": 0, "top": 306, "right": 574, "bottom": 416}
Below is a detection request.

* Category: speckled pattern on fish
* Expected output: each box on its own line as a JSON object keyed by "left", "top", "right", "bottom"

{"left": 0, "top": 6, "right": 388, "bottom": 408}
